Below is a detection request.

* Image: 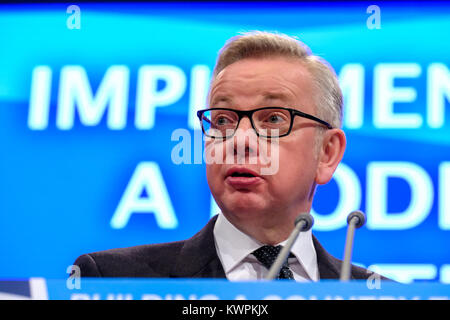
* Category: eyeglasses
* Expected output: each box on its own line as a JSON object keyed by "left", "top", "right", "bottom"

{"left": 197, "top": 107, "right": 333, "bottom": 139}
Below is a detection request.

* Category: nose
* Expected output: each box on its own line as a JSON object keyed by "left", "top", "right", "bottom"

{"left": 231, "top": 116, "right": 259, "bottom": 161}
{"left": 236, "top": 116, "right": 253, "bottom": 132}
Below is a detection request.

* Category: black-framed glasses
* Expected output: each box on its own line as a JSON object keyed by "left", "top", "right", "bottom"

{"left": 197, "top": 107, "right": 333, "bottom": 139}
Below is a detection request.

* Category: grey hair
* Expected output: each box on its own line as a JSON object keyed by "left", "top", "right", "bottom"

{"left": 211, "top": 31, "right": 343, "bottom": 129}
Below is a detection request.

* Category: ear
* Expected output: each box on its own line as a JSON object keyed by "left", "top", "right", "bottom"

{"left": 315, "top": 129, "right": 346, "bottom": 185}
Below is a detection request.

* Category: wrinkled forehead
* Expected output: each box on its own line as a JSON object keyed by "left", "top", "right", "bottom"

{"left": 208, "top": 57, "right": 316, "bottom": 111}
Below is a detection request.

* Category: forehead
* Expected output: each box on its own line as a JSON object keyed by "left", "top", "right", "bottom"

{"left": 210, "top": 57, "right": 315, "bottom": 111}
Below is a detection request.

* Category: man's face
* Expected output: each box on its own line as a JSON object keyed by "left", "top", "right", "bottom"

{"left": 206, "top": 56, "right": 323, "bottom": 225}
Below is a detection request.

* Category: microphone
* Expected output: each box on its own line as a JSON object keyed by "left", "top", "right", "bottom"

{"left": 265, "top": 213, "right": 314, "bottom": 280}
{"left": 339, "top": 210, "right": 366, "bottom": 281}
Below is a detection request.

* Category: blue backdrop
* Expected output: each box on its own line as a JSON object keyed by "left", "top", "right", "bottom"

{"left": 0, "top": 2, "right": 449, "bottom": 282}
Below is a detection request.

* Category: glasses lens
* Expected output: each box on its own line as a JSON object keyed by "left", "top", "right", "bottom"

{"left": 201, "top": 109, "right": 239, "bottom": 138}
{"left": 253, "top": 108, "right": 291, "bottom": 137}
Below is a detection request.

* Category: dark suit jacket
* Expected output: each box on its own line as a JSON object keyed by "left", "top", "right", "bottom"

{"left": 74, "top": 215, "right": 383, "bottom": 280}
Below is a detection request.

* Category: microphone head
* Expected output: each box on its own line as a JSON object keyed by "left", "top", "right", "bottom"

{"left": 347, "top": 210, "right": 366, "bottom": 229}
{"left": 294, "top": 213, "right": 314, "bottom": 231}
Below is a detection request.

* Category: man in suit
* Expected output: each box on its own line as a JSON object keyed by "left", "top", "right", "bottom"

{"left": 74, "top": 31, "right": 383, "bottom": 281}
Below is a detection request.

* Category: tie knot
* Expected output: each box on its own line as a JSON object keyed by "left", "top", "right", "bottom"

{"left": 252, "top": 245, "right": 283, "bottom": 269}
{"left": 252, "top": 245, "right": 295, "bottom": 279}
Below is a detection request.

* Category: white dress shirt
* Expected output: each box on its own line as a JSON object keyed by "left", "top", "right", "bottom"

{"left": 213, "top": 213, "right": 319, "bottom": 282}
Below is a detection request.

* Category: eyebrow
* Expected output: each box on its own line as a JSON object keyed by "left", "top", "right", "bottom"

{"left": 261, "top": 92, "right": 291, "bottom": 102}
{"left": 210, "top": 95, "right": 232, "bottom": 106}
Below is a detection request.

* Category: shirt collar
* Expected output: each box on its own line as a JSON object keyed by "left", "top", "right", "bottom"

{"left": 279, "top": 223, "right": 319, "bottom": 281}
{"left": 213, "top": 213, "right": 263, "bottom": 273}
{"left": 213, "top": 213, "right": 318, "bottom": 281}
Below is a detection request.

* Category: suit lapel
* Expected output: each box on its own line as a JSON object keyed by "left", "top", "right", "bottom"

{"left": 170, "top": 215, "right": 226, "bottom": 278}
{"left": 170, "top": 215, "right": 344, "bottom": 280}
{"left": 312, "top": 235, "right": 343, "bottom": 279}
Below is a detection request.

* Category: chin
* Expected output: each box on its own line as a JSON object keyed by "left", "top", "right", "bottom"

{"left": 220, "top": 193, "right": 268, "bottom": 217}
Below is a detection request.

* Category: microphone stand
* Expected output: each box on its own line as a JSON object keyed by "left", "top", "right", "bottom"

{"left": 265, "top": 214, "right": 314, "bottom": 280}
{"left": 340, "top": 210, "right": 366, "bottom": 281}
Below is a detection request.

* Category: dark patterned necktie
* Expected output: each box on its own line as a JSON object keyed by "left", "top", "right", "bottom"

{"left": 252, "top": 245, "right": 295, "bottom": 280}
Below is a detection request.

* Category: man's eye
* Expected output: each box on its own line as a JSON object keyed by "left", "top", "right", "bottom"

{"left": 266, "top": 114, "right": 286, "bottom": 124}
{"left": 214, "top": 116, "right": 233, "bottom": 126}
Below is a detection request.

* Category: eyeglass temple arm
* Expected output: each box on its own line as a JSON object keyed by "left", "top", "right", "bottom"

{"left": 198, "top": 112, "right": 220, "bottom": 130}
{"left": 293, "top": 110, "right": 333, "bottom": 129}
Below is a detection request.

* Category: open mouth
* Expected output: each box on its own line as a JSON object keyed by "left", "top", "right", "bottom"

{"left": 226, "top": 167, "right": 261, "bottom": 179}
{"left": 225, "top": 167, "right": 262, "bottom": 188}
{"left": 230, "top": 172, "right": 257, "bottom": 178}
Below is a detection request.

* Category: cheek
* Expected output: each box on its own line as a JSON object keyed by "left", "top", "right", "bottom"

{"left": 204, "top": 139, "right": 224, "bottom": 185}
{"left": 274, "top": 138, "right": 318, "bottom": 189}
{"left": 206, "top": 163, "right": 222, "bottom": 191}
